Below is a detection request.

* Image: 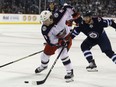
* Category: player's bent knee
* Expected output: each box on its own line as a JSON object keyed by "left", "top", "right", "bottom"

{"left": 81, "top": 43, "right": 88, "bottom": 51}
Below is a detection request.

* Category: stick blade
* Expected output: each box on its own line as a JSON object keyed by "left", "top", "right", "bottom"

{"left": 32, "top": 80, "right": 45, "bottom": 85}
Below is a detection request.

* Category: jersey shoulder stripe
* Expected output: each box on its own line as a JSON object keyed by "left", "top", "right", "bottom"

{"left": 41, "top": 24, "right": 54, "bottom": 35}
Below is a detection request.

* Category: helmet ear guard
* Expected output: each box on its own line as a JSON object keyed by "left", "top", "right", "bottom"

{"left": 40, "top": 10, "right": 52, "bottom": 22}
{"left": 49, "top": 15, "right": 54, "bottom": 20}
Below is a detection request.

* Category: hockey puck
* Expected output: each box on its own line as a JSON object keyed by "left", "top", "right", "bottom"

{"left": 43, "top": 42, "right": 47, "bottom": 45}
{"left": 24, "top": 81, "right": 29, "bottom": 83}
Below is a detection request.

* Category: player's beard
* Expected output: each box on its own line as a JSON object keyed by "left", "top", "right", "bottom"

{"left": 85, "top": 18, "right": 92, "bottom": 24}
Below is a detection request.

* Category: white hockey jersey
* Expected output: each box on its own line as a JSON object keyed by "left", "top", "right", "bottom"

{"left": 41, "top": 5, "right": 74, "bottom": 46}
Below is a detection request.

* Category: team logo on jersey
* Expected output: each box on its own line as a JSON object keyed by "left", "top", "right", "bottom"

{"left": 54, "top": 13, "right": 59, "bottom": 18}
{"left": 88, "top": 31, "right": 99, "bottom": 39}
{"left": 89, "top": 24, "right": 93, "bottom": 28}
{"left": 42, "top": 26, "right": 47, "bottom": 31}
{"left": 98, "top": 17, "right": 102, "bottom": 22}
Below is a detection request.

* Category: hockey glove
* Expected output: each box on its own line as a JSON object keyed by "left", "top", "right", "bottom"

{"left": 57, "top": 38, "right": 68, "bottom": 47}
{"left": 66, "top": 19, "right": 74, "bottom": 26}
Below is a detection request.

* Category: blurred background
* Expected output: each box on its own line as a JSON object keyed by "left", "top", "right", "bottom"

{"left": 0, "top": 0, "right": 116, "bottom": 17}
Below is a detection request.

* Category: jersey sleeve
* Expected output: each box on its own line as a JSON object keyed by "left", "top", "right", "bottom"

{"left": 71, "top": 26, "right": 80, "bottom": 39}
{"left": 99, "top": 17, "right": 116, "bottom": 28}
{"left": 63, "top": 5, "right": 80, "bottom": 19}
{"left": 110, "top": 20, "right": 116, "bottom": 29}
{"left": 41, "top": 25, "right": 56, "bottom": 46}
{"left": 63, "top": 5, "right": 77, "bottom": 16}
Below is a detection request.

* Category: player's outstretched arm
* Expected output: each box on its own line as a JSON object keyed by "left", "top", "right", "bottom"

{"left": 110, "top": 19, "right": 116, "bottom": 29}
{"left": 70, "top": 27, "right": 80, "bottom": 39}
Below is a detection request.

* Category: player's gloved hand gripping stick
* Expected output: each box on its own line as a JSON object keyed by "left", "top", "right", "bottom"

{"left": 25, "top": 41, "right": 68, "bottom": 85}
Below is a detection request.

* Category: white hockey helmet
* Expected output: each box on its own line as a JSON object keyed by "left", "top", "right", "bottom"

{"left": 64, "top": 3, "right": 68, "bottom": 6}
{"left": 40, "top": 10, "right": 52, "bottom": 22}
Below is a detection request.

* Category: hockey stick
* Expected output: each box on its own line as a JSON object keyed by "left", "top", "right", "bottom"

{"left": 26, "top": 44, "right": 66, "bottom": 85}
{"left": 0, "top": 50, "right": 43, "bottom": 68}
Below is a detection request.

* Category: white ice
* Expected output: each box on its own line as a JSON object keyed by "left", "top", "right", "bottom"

{"left": 0, "top": 24, "right": 116, "bottom": 87}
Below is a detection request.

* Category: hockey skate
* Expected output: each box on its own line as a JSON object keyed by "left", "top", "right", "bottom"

{"left": 64, "top": 69, "right": 74, "bottom": 83}
{"left": 86, "top": 59, "right": 98, "bottom": 72}
{"left": 35, "top": 66, "right": 47, "bottom": 73}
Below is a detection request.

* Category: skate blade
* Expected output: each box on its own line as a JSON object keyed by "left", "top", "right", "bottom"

{"left": 65, "top": 78, "right": 74, "bottom": 83}
{"left": 87, "top": 68, "right": 98, "bottom": 72}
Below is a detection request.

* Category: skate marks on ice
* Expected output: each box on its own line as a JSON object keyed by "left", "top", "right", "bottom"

{"left": 0, "top": 66, "right": 116, "bottom": 87}
{"left": 0, "top": 25, "right": 116, "bottom": 87}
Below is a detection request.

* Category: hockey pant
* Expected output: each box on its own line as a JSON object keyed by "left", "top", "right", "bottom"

{"left": 40, "top": 37, "right": 73, "bottom": 71}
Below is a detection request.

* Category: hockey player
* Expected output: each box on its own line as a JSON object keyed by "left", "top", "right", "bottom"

{"left": 71, "top": 11, "right": 116, "bottom": 71}
{"left": 35, "top": 5, "right": 77, "bottom": 82}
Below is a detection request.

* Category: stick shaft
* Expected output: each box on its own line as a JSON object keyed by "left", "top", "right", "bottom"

{"left": 36, "top": 45, "right": 66, "bottom": 85}
{"left": 0, "top": 50, "right": 43, "bottom": 68}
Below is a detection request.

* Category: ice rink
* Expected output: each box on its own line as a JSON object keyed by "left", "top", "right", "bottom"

{"left": 0, "top": 24, "right": 116, "bottom": 87}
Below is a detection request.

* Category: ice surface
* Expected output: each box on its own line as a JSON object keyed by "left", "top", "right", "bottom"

{"left": 0, "top": 24, "right": 116, "bottom": 87}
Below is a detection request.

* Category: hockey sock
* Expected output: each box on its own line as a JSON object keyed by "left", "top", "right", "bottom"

{"left": 111, "top": 54, "right": 116, "bottom": 64}
{"left": 61, "top": 57, "right": 73, "bottom": 71}
{"left": 40, "top": 53, "right": 50, "bottom": 67}
{"left": 83, "top": 50, "right": 93, "bottom": 63}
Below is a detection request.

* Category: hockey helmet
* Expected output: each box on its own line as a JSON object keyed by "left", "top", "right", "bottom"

{"left": 63, "top": 3, "right": 68, "bottom": 6}
{"left": 40, "top": 10, "right": 52, "bottom": 22}
{"left": 83, "top": 10, "right": 92, "bottom": 17}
